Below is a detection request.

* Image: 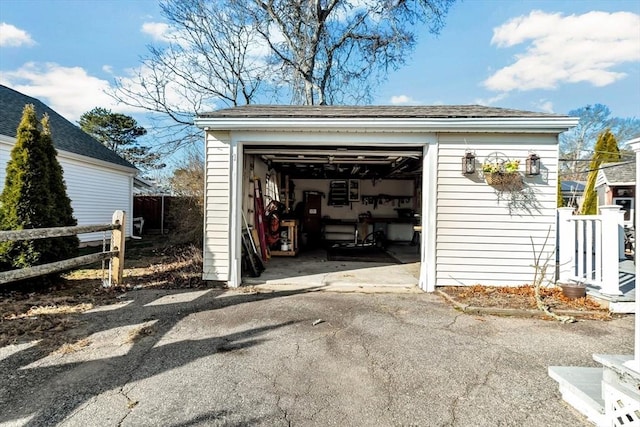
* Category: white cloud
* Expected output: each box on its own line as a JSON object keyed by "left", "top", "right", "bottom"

{"left": 141, "top": 22, "right": 171, "bottom": 42}
{"left": 0, "top": 62, "right": 142, "bottom": 121}
{"left": 102, "top": 65, "right": 114, "bottom": 74}
{"left": 474, "top": 92, "right": 508, "bottom": 106}
{"left": 532, "top": 99, "right": 554, "bottom": 113}
{"left": 390, "top": 95, "right": 420, "bottom": 105}
{"left": 484, "top": 10, "right": 640, "bottom": 92}
{"left": 0, "top": 23, "right": 35, "bottom": 47}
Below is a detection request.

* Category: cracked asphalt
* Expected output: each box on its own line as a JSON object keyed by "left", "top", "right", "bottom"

{"left": 0, "top": 287, "right": 634, "bottom": 426}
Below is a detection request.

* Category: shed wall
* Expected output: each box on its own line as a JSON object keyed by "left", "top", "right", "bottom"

{"left": 203, "top": 132, "right": 231, "bottom": 281}
{"left": 435, "top": 133, "right": 559, "bottom": 286}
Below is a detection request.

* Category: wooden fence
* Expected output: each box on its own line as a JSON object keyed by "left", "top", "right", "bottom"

{"left": 0, "top": 211, "right": 126, "bottom": 286}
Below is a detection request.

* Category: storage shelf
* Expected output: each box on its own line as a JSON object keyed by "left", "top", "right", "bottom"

{"left": 271, "top": 219, "right": 299, "bottom": 257}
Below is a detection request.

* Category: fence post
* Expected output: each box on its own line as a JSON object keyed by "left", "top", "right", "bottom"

{"left": 110, "top": 210, "right": 126, "bottom": 285}
{"left": 599, "top": 205, "right": 622, "bottom": 296}
{"left": 557, "top": 207, "right": 575, "bottom": 283}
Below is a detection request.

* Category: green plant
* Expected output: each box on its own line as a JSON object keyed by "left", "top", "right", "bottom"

{"left": 0, "top": 104, "right": 79, "bottom": 274}
{"left": 581, "top": 129, "right": 620, "bottom": 215}
{"left": 482, "top": 159, "right": 520, "bottom": 174}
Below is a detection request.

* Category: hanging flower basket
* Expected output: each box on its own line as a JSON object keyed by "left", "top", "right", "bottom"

{"left": 485, "top": 172, "right": 523, "bottom": 190}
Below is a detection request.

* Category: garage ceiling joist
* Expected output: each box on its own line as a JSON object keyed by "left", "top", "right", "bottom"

{"left": 244, "top": 146, "right": 423, "bottom": 180}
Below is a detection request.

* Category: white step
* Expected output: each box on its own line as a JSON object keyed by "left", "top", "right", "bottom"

{"left": 548, "top": 366, "right": 605, "bottom": 425}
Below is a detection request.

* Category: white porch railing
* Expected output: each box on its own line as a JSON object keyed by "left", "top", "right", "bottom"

{"left": 557, "top": 205, "right": 625, "bottom": 296}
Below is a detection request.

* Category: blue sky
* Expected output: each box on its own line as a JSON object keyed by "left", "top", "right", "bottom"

{"left": 0, "top": 0, "right": 639, "bottom": 127}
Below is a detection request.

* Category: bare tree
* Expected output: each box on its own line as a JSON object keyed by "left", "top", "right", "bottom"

{"left": 253, "top": 0, "right": 454, "bottom": 105}
{"left": 110, "top": 0, "right": 269, "bottom": 150}
{"left": 110, "top": 0, "right": 454, "bottom": 150}
{"left": 560, "top": 104, "right": 640, "bottom": 180}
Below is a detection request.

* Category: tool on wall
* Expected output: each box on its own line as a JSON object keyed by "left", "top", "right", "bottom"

{"left": 254, "top": 178, "right": 269, "bottom": 261}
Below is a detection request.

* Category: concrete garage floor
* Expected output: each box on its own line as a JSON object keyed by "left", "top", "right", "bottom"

{"left": 243, "top": 243, "right": 422, "bottom": 292}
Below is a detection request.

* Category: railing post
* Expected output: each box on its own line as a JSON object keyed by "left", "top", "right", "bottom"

{"left": 110, "top": 210, "right": 126, "bottom": 286}
{"left": 557, "top": 207, "right": 576, "bottom": 283}
{"left": 599, "top": 205, "right": 622, "bottom": 296}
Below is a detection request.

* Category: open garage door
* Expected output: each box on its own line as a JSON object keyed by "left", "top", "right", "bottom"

{"left": 239, "top": 144, "right": 427, "bottom": 289}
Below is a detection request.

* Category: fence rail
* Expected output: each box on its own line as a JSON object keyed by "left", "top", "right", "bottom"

{"left": 0, "top": 211, "right": 125, "bottom": 286}
{"left": 0, "top": 223, "right": 118, "bottom": 242}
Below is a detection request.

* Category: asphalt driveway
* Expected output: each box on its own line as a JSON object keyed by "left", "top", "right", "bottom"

{"left": 0, "top": 287, "right": 634, "bottom": 426}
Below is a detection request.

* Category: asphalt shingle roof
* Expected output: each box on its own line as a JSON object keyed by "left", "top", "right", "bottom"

{"left": 0, "top": 85, "right": 135, "bottom": 169}
{"left": 199, "top": 104, "right": 568, "bottom": 119}
{"left": 600, "top": 161, "right": 636, "bottom": 184}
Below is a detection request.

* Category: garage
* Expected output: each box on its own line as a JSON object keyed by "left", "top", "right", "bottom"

{"left": 195, "top": 105, "right": 576, "bottom": 291}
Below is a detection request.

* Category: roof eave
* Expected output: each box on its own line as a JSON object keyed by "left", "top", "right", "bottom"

{"left": 605, "top": 181, "right": 635, "bottom": 186}
{"left": 194, "top": 117, "right": 579, "bottom": 133}
{"left": 0, "top": 133, "right": 138, "bottom": 173}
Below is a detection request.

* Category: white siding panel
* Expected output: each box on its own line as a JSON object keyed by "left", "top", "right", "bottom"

{"left": 435, "top": 134, "right": 558, "bottom": 287}
{"left": 0, "top": 141, "right": 10, "bottom": 189}
{"left": 438, "top": 228, "right": 553, "bottom": 238}
{"left": 203, "top": 132, "right": 231, "bottom": 282}
{"left": 59, "top": 157, "right": 133, "bottom": 242}
{"left": 437, "top": 243, "right": 536, "bottom": 253}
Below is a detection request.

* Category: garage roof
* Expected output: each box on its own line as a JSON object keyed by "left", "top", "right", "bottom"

{"left": 199, "top": 105, "right": 565, "bottom": 119}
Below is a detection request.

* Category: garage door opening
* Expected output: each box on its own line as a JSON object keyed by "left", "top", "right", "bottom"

{"left": 239, "top": 144, "right": 425, "bottom": 289}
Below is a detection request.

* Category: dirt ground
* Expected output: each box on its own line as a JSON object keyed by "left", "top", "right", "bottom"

{"left": 0, "top": 236, "right": 220, "bottom": 348}
{"left": 0, "top": 237, "right": 613, "bottom": 348}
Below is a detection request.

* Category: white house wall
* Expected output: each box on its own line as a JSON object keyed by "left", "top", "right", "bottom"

{"left": 60, "top": 157, "right": 133, "bottom": 242}
{"left": 203, "top": 131, "right": 231, "bottom": 281}
{"left": 1, "top": 140, "right": 133, "bottom": 243}
{"left": 0, "top": 141, "right": 9, "bottom": 189}
{"left": 435, "top": 133, "right": 559, "bottom": 286}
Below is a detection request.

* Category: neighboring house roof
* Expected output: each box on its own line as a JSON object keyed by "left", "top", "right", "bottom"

{"left": 561, "top": 180, "right": 585, "bottom": 193}
{"left": 598, "top": 161, "right": 636, "bottom": 186}
{"left": 199, "top": 104, "right": 563, "bottom": 119}
{"left": 0, "top": 85, "right": 136, "bottom": 170}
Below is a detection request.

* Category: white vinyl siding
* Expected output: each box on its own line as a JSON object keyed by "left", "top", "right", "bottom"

{"left": 59, "top": 156, "right": 133, "bottom": 242}
{"left": 435, "top": 133, "right": 558, "bottom": 287}
{"left": 0, "top": 140, "right": 9, "bottom": 188}
{"left": 1, "top": 139, "right": 134, "bottom": 243}
{"left": 203, "top": 132, "right": 231, "bottom": 281}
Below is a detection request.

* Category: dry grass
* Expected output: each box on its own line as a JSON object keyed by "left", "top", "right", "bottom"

{"left": 127, "top": 325, "right": 155, "bottom": 343}
{"left": 53, "top": 338, "right": 91, "bottom": 355}
{"left": 5, "top": 303, "right": 94, "bottom": 320}
{"left": 0, "top": 238, "right": 221, "bottom": 348}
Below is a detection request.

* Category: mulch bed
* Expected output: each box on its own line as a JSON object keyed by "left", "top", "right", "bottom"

{"left": 438, "top": 285, "right": 613, "bottom": 320}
